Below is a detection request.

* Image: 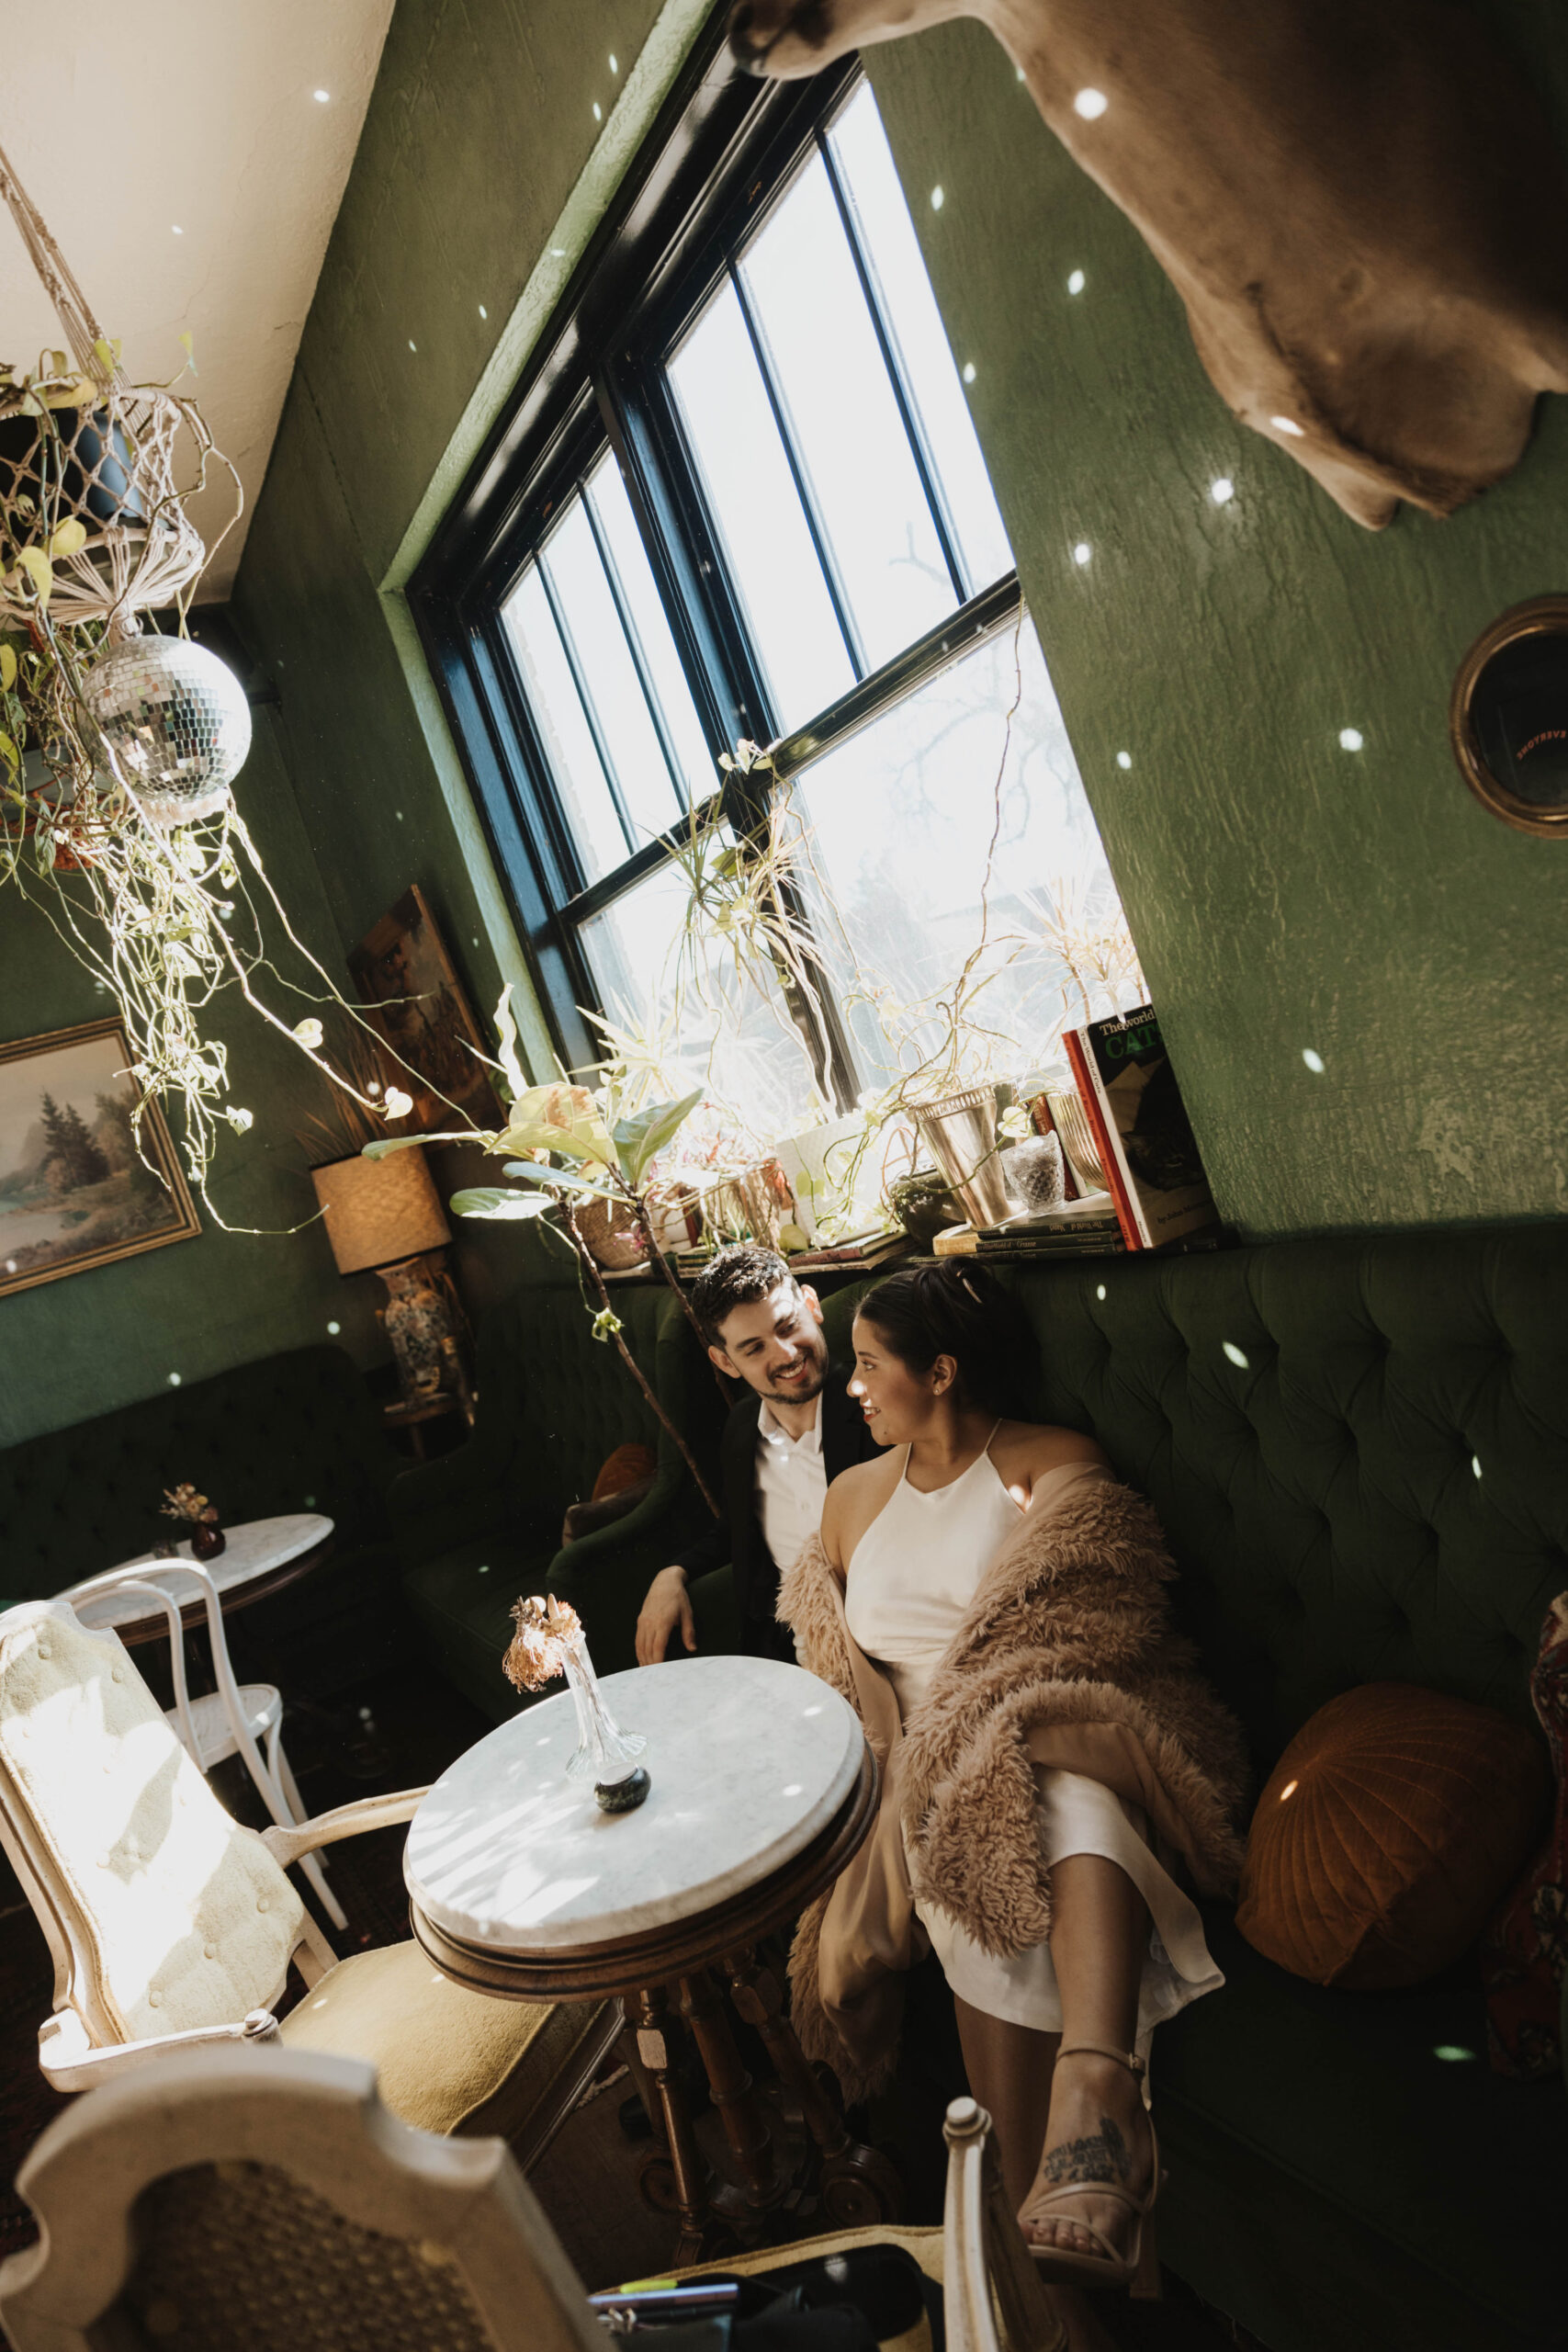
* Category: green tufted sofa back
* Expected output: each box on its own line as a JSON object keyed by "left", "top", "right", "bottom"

{"left": 0, "top": 1344, "right": 399, "bottom": 1597}
{"left": 431, "top": 1277, "right": 690, "bottom": 1540}
{"left": 820, "top": 1226, "right": 1568, "bottom": 1768}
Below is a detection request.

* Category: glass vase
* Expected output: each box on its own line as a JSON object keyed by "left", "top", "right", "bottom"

{"left": 560, "top": 1639, "right": 650, "bottom": 1813}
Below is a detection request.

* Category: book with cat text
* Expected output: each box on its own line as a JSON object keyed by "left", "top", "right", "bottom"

{"left": 1063, "top": 1006, "right": 1218, "bottom": 1250}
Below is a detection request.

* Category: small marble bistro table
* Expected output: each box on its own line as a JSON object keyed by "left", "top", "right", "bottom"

{"left": 404, "top": 1652, "right": 898, "bottom": 2259}
{"left": 58, "top": 1512, "right": 336, "bottom": 1647}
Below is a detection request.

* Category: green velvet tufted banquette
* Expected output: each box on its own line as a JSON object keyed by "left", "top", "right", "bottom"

{"left": 389, "top": 1225, "right": 1568, "bottom": 2352}
{"left": 391, "top": 1276, "right": 730, "bottom": 1721}
{"left": 0, "top": 1344, "right": 409, "bottom": 1697}
{"left": 815, "top": 1226, "right": 1568, "bottom": 2352}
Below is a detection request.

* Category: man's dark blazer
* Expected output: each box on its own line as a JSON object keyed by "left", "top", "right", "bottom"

{"left": 673, "top": 1368, "right": 879, "bottom": 1659}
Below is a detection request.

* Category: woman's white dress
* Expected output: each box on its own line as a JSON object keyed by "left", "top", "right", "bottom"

{"left": 843, "top": 1434, "right": 1223, "bottom": 2052}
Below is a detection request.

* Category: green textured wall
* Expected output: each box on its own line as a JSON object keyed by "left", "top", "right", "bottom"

{"left": 1, "top": 0, "right": 709, "bottom": 1448}
{"left": 228, "top": 0, "right": 715, "bottom": 1318}
{"left": 0, "top": 720, "right": 387, "bottom": 1449}
{"left": 11, "top": 0, "right": 1568, "bottom": 1452}
{"left": 861, "top": 0, "right": 1568, "bottom": 1237}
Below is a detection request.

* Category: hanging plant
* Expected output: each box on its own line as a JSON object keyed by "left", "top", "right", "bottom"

{"left": 0, "top": 140, "right": 441, "bottom": 1217}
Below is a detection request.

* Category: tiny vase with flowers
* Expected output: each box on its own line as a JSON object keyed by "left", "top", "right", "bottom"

{"left": 162, "top": 1482, "right": 226, "bottom": 1562}
{"left": 504, "top": 1594, "right": 649, "bottom": 1813}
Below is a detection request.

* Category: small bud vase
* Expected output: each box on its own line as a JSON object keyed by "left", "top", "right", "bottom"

{"left": 562, "top": 1639, "right": 650, "bottom": 1812}
{"left": 504, "top": 1593, "right": 651, "bottom": 1813}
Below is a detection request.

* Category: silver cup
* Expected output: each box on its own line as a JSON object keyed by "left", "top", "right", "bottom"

{"left": 913, "top": 1088, "right": 1016, "bottom": 1229}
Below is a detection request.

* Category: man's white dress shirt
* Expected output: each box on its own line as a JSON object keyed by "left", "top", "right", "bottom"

{"left": 753, "top": 1396, "right": 828, "bottom": 1582}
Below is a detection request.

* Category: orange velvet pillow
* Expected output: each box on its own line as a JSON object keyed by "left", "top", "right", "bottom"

{"left": 591, "top": 1444, "right": 657, "bottom": 1501}
{"left": 1236, "top": 1681, "right": 1548, "bottom": 1990}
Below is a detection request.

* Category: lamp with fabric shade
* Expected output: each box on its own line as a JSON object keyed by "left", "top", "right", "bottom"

{"left": 310, "top": 1148, "right": 457, "bottom": 1404}
{"left": 310, "top": 1147, "right": 450, "bottom": 1273}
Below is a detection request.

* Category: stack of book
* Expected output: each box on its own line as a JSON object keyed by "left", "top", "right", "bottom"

{"left": 933, "top": 1193, "right": 1125, "bottom": 1260}
{"left": 1062, "top": 1005, "right": 1220, "bottom": 1252}
{"left": 784, "top": 1227, "right": 910, "bottom": 1273}
{"left": 670, "top": 1227, "right": 909, "bottom": 1281}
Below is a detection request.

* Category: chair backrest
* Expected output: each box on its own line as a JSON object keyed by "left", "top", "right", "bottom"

{"left": 0, "top": 2050, "right": 1058, "bottom": 2352}
{"left": 0, "top": 2045, "right": 606, "bottom": 2352}
{"left": 0, "top": 1601, "right": 306, "bottom": 2044}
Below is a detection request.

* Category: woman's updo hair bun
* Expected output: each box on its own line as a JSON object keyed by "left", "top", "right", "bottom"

{"left": 854, "top": 1261, "right": 1038, "bottom": 1418}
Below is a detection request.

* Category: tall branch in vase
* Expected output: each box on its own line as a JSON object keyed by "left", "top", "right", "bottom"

{"left": 365, "top": 985, "right": 722, "bottom": 1520}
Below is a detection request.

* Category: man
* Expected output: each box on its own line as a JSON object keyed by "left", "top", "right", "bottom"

{"left": 634, "top": 1243, "right": 880, "bottom": 1665}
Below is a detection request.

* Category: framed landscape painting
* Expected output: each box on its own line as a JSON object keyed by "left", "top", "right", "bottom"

{"left": 0, "top": 1018, "right": 200, "bottom": 1300}
{"left": 348, "top": 884, "right": 502, "bottom": 1135}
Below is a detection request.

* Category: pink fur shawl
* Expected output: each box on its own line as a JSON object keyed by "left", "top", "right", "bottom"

{"left": 777, "top": 1462, "right": 1249, "bottom": 2100}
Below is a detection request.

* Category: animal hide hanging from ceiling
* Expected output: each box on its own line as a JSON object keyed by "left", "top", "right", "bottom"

{"left": 729, "top": 0, "right": 1568, "bottom": 528}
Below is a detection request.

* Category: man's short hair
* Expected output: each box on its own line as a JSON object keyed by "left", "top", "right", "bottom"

{"left": 690, "top": 1243, "right": 795, "bottom": 1347}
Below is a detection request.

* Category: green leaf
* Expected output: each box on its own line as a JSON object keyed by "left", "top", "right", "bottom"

{"left": 15, "top": 548, "right": 52, "bottom": 606}
{"left": 0, "top": 644, "right": 16, "bottom": 692}
{"left": 449, "top": 1185, "right": 556, "bottom": 1221}
{"left": 492, "top": 984, "right": 528, "bottom": 1103}
{"left": 0, "top": 731, "right": 17, "bottom": 777}
{"left": 361, "top": 1131, "right": 476, "bottom": 1160}
{"left": 612, "top": 1088, "right": 705, "bottom": 1187}
{"left": 497, "top": 1157, "right": 616, "bottom": 1198}
{"left": 498, "top": 1091, "right": 620, "bottom": 1171}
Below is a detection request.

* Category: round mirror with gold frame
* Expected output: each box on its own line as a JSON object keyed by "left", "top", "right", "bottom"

{"left": 1450, "top": 595, "right": 1568, "bottom": 837}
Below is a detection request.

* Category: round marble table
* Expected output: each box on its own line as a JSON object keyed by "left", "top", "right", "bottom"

{"left": 58, "top": 1513, "right": 335, "bottom": 1645}
{"left": 404, "top": 1653, "right": 894, "bottom": 2257}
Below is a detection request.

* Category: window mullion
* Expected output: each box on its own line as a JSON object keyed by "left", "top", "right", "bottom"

{"left": 728, "top": 259, "right": 869, "bottom": 683}
{"left": 534, "top": 546, "right": 640, "bottom": 860}
{"left": 596, "top": 368, "right": 771, "bottom": 750}
{"left": 817, "top": 126, "right": 969, "bottom": 608}
{"left": 580, "top": 476, "right": 689, "bottom": 824}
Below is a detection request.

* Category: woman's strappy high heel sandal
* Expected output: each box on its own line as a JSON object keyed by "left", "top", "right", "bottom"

{"left": 1018, "top": 2041, "right": 1162, "bottom": 2296}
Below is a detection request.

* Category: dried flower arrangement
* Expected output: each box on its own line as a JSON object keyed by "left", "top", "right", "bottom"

{"left": 502, "top": 1592, "right": 581, "bottom": 1693}
{"left": 160, "top": 1481, "right": 216, "bottom": 1527}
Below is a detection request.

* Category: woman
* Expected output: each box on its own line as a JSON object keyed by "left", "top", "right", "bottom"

{"left": 779, "top": 1261, "right": 1247, "bottom": 2317}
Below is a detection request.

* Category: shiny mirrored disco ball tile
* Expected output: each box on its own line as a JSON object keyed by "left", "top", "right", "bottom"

{"left": 83, "top": 634, "right": 252, "bottom": 823}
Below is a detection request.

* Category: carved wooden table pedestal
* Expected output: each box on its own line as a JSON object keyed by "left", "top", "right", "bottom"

{"left": 404, "top": 1654, "right": 900, "bottom": 2261}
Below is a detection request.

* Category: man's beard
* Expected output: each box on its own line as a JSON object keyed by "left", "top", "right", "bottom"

{"left": 760, "top": 1358, "right": 828, "bottom": 1404}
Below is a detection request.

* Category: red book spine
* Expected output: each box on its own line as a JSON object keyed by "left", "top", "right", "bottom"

{"left": 1063, "top": 1028, "right": 1145, "bottom": 1251}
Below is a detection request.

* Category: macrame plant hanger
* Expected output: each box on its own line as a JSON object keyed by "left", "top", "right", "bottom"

{"left": 0, "top": 135, "right": 232, "bottom": 642}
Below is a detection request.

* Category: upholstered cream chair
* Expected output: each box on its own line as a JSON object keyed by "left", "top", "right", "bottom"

{"left": 0, "top": 1599, "right": 616, "bottom": 2157}
{"left": 0, "top": 2046, "right": 1064, "bottom": 2352}
{"left": 62, "top": 1559, "right": 350, "bottom": 1933}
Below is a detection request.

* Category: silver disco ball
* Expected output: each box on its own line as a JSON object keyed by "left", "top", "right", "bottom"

{"left": 83, "top": 634, "right": 252, "bottom": 826}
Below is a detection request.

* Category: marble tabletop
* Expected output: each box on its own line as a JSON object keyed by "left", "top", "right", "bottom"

{"left": 405, "top": 1653, "right": 866, "bottom": 1953}
{"left": 60, "top": 1513, "right": 335, "bottom": 1630}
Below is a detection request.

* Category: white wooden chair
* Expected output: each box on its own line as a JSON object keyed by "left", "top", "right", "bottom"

{"left": 0, "top": 1598, "right": 618, "bottom": 2163}
{"left": 62, "top": 1559, "right": 348, "bottom": 1931}
{"left": 0, "top": 2045, "right": 1065, "bottom": 2352}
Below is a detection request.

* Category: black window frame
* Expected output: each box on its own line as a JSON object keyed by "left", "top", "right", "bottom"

{"left": 411, "top": 16, "right": 1022, "bottom": 1092}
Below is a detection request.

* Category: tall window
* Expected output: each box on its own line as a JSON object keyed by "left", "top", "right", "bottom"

{"left": 415, "top": 50, "right": 1135, "bottom": 1148}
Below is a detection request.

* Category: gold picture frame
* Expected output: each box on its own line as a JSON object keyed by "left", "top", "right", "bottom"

{"left": 1450, "top": 594, "right": 1568, "bottom": 838}
{"left": 348, "top": 885, "right": 502, "bottom": 1136}
{"left": 0, "top": 1017, "right": 200, "bottom": 1300}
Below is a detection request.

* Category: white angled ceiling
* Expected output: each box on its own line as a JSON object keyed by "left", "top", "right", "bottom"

{"left": 0, "top": 0, "right": 395, "bottom": 601}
